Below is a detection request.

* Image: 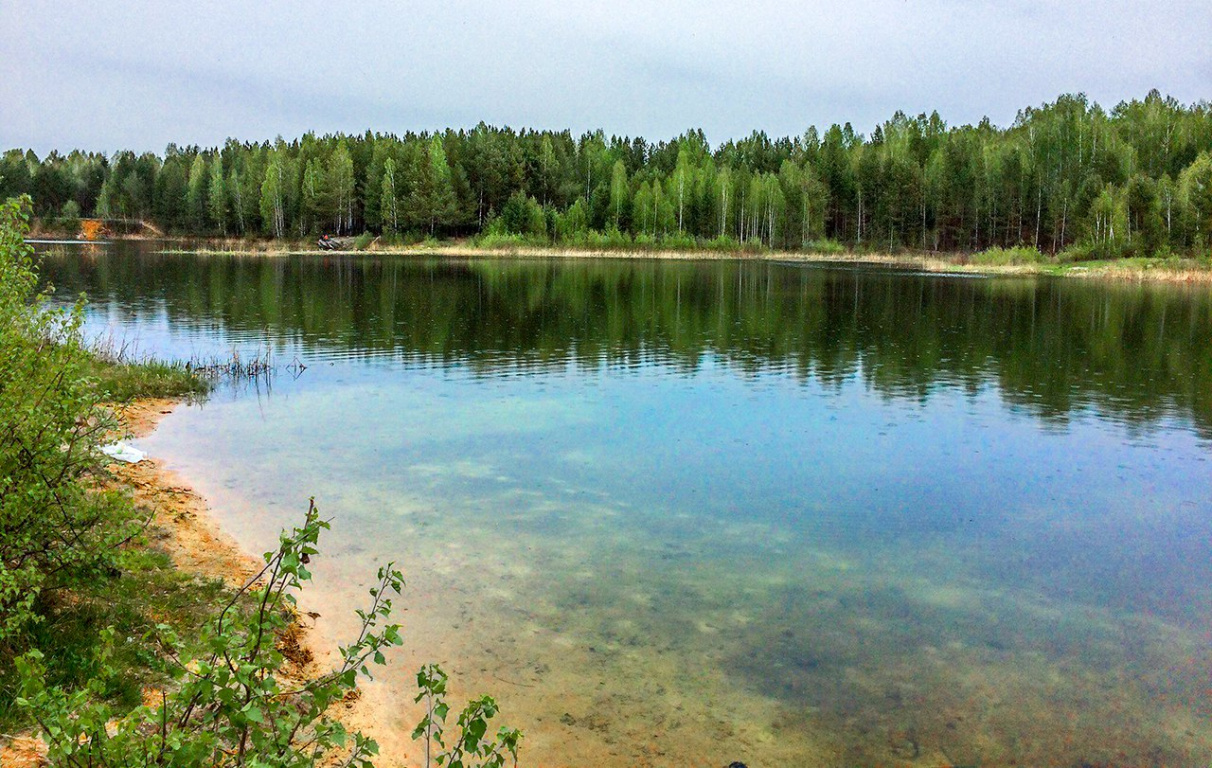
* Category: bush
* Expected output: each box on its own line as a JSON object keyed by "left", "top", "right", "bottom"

{"left": 701, "top": 235, "right": 743, "bottom": 252}
{"left": 657, "top": 232, "right": 697, "bottom": 250}
{"left": 474, "top": 231, "right": 540, "bottom": 250}
{"left": 970, "top": 246, "right": 1045, "bottom": 265}
{"left": 1059, "top": 242, "right": 1117, "bottom": 262}
{"left": 581, "top": 228, "right": 633, "bottom": 250}
{"left": 414, "top": 664, "right": 522, "bottom": 768}
{"left": 806, "top": 238, "right": 846, "bottom": 255}
{"left": 17, "top": 502, "right": 404, "bottom": 767}
{"left": 0, "top": 196, "right": 136, "bottom": 643}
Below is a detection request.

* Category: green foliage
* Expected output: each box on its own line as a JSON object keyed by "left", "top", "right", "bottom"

{"left": 0, "top": 196, "right": 217, "bottom": 732}
{"left": 379, "top": 156, "right": 400, "bottom": 234}
{"left": 657, "top": 232, "right": 697, "bottom": 250}
{"left": 572, "top": 228, "right": 633, "bottom": 250}
{"left": 408, "top": 137, "right": 457, "bottom": 235}
{"left": 806, "top": 238, "right": 846, "bottom": 255}
{"left": 474, "top": 231, "right": 541, "bottom": 250}
{"left": 59, "top": 199, "right": 82, "bottom": 234}
{"left": 186, "top": 154, "right": 209, "bottom": 233}
{"left": 494, "top": 192, "right": 548, "bottom": 239}
{"left": 1178, "top": 151, "right": 1212, "bottom": 249}
{"left": 17, "top": 500, "right": 406, "bottom": 768}
{"left": 0, "top": 195, "right": 138, "bottom": 643}
{"left": 413, "top": 664, "right": 522, "bottom": 768}
{"left": 971, "top": 246, "right": 1046, "bottom": 265}
{"left": 0, "top": 541, "right": 228, "bottom": 730}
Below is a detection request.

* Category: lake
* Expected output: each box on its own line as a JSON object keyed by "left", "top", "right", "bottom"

{"left": 40, "top": 243, "right": 1212, "bottom": 766}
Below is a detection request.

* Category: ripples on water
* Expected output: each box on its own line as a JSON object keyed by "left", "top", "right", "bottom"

{"left": 39, "top": 244, "right": 1212, "bottom": 766}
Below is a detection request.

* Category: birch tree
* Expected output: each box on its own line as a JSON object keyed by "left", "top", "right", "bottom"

{"left": 186, "top": 154, "right": 209, "bottom": 232}
{"left": 207, "top": 155, "right": 227, "bottom": 235}
{"left": 380, "top": 156, "right": 400, "bottom": 233}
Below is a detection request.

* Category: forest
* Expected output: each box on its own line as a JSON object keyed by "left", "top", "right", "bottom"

{"left": 4, "top": 90, "right": 1212, "bottom": 259}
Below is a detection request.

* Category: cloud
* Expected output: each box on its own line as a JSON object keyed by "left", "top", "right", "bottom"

{"left": 2, "top": 0, "right": 1209, "bottom": 154}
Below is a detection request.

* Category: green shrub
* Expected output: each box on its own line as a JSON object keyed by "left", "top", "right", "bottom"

{"left": 474, "top": 231, "right": 539, "bottom": 250}
{"left": 414, "top": 664, "right": 522, "bottom": 768}
{"left": 971, "top": 246, "right": 1045, "bottom": 265}
{"left": 702, "top": 235, "right": 743, "bottom": 252}
{"left": 582, "top": 228, "right": 633, "bottom": 249}
{"left": 17, "top": 502, "right": 404, "bottom": 767}
{"left": 1, "top": 542, "right": 228, "bottom": 729}
{"left": 806, "top": 238, "right": 846, "bottom": 255}
{"left": 658, "top": 232, "right": 698, "bottom": 250}
{"left": 0, "top": 196, "right": 136, "bottom": 643}
{"left": 1059, "top": 242, "right": 1113, "bottom": 262}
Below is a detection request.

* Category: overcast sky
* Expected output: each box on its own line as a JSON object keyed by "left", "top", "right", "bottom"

{"left": 3, "top": 0, "right": 1210, "bottom": 155}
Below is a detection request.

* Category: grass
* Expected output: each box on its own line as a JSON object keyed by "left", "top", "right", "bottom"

{"left": 1048, "top": 255, "right": 1212, "bottom": 281}
{"left": 970, "top": 246, "right": 1046, "bottom": 266}
{"left": 88, "top": 357, "right": 211, "bottom": 401}
{"left": 0, "top": 495, "right": 231, "bottom": 731}
{"left": 86, "top": 336, "right": 211, "bottom": 401}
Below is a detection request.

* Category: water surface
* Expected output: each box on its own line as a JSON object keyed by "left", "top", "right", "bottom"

{"left": 42, "top": 244, "right": 1212, "bottom": 766}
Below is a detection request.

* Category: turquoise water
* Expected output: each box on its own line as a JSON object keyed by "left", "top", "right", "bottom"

{"left": 42, "top": 246, "right": 1212, "bottom": 766}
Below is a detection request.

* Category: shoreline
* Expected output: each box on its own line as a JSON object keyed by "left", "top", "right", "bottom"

{"left": 139, "top": 239, "right": 1212, "bottom": 283}
{"left": 28, "top": 232, "right": 1212, "bottom": 283}
{"left": 113, "top": 399, "right": 409, "bottom": 766}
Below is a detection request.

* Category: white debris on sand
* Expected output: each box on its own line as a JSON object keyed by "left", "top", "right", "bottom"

{"left": 100, "top": 442, "right": 146, "bottom": 464}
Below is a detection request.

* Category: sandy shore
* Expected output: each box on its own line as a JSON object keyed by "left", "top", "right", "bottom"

{"left": 0, "top": 398, "right": 411, "bottom": 768}
{"left": 116, "top": 398, "right": 413, "bottom": 765}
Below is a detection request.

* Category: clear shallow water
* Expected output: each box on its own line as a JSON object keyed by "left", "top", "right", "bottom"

{"left": 41, "top": 244, "right": 1212, "bottom": 766}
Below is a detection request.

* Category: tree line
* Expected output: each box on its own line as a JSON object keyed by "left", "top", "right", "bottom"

{"left": 5, "top": 90, "right": 1212, "bottom": 258}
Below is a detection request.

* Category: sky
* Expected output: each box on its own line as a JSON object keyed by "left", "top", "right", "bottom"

{"left": 2, "top": 0, "right": 1211, "bottom": 155}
